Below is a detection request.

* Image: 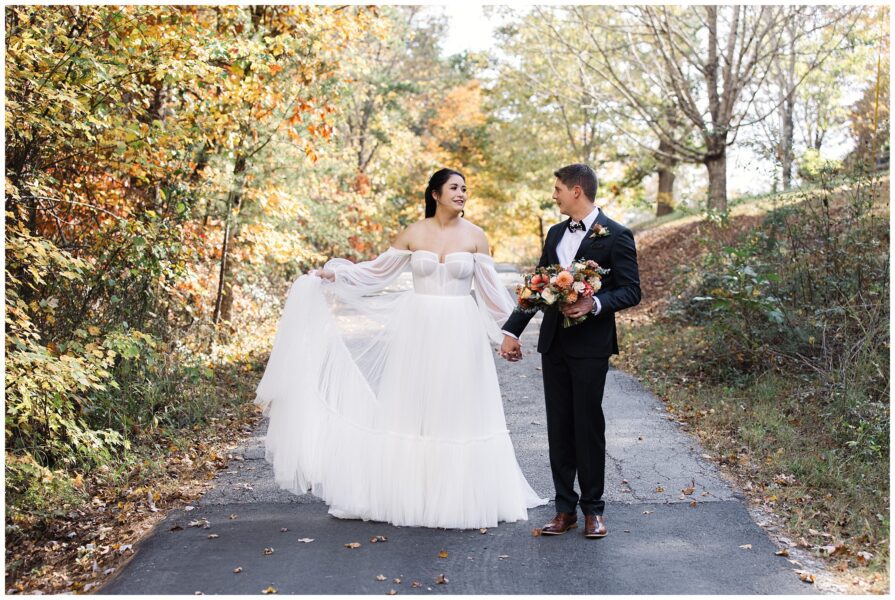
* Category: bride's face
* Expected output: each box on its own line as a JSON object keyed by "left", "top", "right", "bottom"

{"left": 434, "top": 174, "right": 467, "bottom": 215}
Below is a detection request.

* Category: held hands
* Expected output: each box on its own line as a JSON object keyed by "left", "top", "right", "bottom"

{"left": 499, "top": 335, "right": 522, "bottom": 362}
{"left": 561, "top": 293, "right": 593, "bottom": 319}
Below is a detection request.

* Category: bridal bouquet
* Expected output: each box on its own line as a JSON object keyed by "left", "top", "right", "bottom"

{"left": 514, "top": 260, "right": 610, "bottom": 328}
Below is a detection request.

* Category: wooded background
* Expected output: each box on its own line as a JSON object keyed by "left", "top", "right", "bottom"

{"left": 4, "top": 5, "right": 890, "bottom": 592}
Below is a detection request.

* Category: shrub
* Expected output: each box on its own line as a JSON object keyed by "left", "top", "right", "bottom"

{"left": 672, "top": 171, "right": 889, "bottom": 460}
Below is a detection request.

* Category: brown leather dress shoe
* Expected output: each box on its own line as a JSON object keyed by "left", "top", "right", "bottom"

{"left": 540, "top": 512, "right": 578, "bottom": 535}
{"left": 584, "top": 514, "right": 607, "bottom": 538}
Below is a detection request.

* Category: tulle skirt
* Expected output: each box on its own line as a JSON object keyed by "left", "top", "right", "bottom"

{"left": 255, "top": 276, "right": 547, "bottom": 529}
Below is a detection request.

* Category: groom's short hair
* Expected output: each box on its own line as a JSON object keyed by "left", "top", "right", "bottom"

{"left": 554, "top": 164, "right": 598, "bottom": 201}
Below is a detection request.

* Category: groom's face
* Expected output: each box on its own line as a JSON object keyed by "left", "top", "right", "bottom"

{"left": 552, "top": 178, "right": 578, "bottom": 216}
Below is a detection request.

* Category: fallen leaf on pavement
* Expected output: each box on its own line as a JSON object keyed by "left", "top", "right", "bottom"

{"left": 739, "top": 544, "right": 752, "bottom": 550}
{"left": 375, "top": 575, "right": 386, "bottom": 581}
{"left": 479, "top": 528, "right": 488, "bottom": 534}
{"left": 207, "top": 534, "right": 219, "bottom": 539}
{"left": 682, "top": 482, "right": 696, "bottom": 495}
{"left": 438, "top": 550, "right": 448, "bottom": 558}
{"left": 498, "top": 555, "right": 509, "bottom": 560}
{"left": 297, "top": 538, "right": 314, "bottom": 543}
{"left": 655, "top": 486, "right": 665, "bottom": 492}
{"left": 795, "top": 570, "right": 815, "bottom": 583}
{"left": 229, "top": 514, "right": 238, "bottom": 520}
{"left": 263, "top": 547, "right": 275, "bottom": 555}
{"left": 775, "top": 548, "right": 789, "bottom": 556}
{"left": 532, "top": 528, "right": 542, "bottom": 537}
{"left": 435, "top": 574, "right": 448, "bottom": 584}
{"left": 387, "top": 590, "right": 397, "bottom": 596}
{"left": 642, "top": 510, "right": 653, "bottom": 515}
{"left": 280, "top": 528, "right": 289, "bottom": 533}
{"left": 344, "top": 542, "right": 361, "bottom": 549}
{"left": 690, "top": 500, "right": 698, "bottom": 508}
{"left": 856, "top": 551, "right": 873, "bottom": 564}
{"left": 411, "top": 581, "right": 422, "bottom": 588}
{"left": 370, "top": 536, "right": 388, "bottom": 543}
{"left": 233, "top": 567, "right": 242, "bottom": 573}
{"left": 262, "top": 585, "right": 278, "bottom": 594}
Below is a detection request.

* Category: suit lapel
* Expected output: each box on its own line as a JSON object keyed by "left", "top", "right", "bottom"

{"left": 574, "top": 208, "right": 608, "bottom": 260}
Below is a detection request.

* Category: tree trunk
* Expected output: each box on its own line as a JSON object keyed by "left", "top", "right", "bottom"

{"left": 780, "top": 24, "right": 797, "bottom": 190}
{"left": 655, "top": 138, "right": 677, "bottom": 216}
{"left": 656, "top": 167, "right": 675, "bottom": 216}
{"left": 213, "top": 153, "right": 246, "bottom": 325}
{"left": 704, "top": 151, "right": 727, "bottom": 212}
{"left": 781, "top": 90, "right": 795, "bottom": 190}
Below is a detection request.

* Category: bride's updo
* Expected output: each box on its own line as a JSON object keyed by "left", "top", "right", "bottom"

{"left": 424, "top": 168, "right": 465, "bottom": 218}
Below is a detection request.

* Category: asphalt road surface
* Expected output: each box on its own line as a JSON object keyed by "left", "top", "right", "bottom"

{"left": 100, "top": 268, "right": 818, "bottom": 595}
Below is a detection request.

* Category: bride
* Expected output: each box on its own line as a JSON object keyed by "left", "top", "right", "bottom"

{"left": 254, "top": 168, "right": 547, "bottom": 529}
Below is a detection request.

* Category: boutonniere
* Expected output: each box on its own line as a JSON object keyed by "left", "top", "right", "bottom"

{"left": 588, "top": 222, "right": 611, "bottom": 239}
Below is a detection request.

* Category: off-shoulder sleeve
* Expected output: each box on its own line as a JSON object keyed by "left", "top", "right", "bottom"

{"left": 323, "top": 247, "right": 412, "bottom": 296}
{"left": 472, "top": 253, "right": 517, "bottom": 344}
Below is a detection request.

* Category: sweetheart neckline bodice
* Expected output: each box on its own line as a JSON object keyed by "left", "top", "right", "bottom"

{"left": 410, "top": 249, "right": 475, "bottom": 264}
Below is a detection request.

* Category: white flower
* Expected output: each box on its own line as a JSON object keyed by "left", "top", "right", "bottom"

{"left": 573, "top": 281, "right": 586, "bottom": 293}
{"left": 592, "top": 278, "right": 602, "bottom": 291}
{"left": 541, "top": 288, "right": 557, "bottom": 304}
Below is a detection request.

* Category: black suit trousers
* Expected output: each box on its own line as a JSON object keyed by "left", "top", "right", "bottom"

{"left": 541, "top": 331, "right": 610, "bottom": 516}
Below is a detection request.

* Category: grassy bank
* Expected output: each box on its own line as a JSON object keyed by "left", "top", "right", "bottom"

{"left": 617, "top": 172, "right": 889, "bottom": 593}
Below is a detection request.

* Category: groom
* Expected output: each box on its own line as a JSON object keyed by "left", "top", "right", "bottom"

{"left": 500, "top": 163, "right": 641, "bottom": 539}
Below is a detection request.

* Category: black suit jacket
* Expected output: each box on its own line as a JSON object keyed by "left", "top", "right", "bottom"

{"left": 502, "top": 209, "right": 641, "bottom": 358}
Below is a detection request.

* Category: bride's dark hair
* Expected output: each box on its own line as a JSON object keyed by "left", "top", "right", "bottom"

{"left": 424, "top": 168, "right": 465, "bottom": 218}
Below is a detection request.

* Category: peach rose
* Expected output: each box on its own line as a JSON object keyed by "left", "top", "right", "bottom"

{"left": 555, "top": 270, "right": 574, "bottom": 289}
{"left": 565, "top": 290, "right": 579, "bottom": 303}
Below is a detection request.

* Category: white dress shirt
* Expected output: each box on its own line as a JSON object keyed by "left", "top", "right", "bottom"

{"left": 502, "top": 206, "right": 603, "bottom": 341}
{"left": 557, "top": 205, "right": 601, "bottom": 267}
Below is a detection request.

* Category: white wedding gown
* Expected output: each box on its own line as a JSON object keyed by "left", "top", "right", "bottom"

{"left": 254, "top": 247, "right": 547, "bottom": 529}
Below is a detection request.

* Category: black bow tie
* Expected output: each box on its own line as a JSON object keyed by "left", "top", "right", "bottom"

{"left": 568, "top": 220, "right": 586, "bottom": 233}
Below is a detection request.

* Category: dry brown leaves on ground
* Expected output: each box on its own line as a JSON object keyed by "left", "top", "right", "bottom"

{"left": 4, "top": 404, "right": 264, "bottom": 595}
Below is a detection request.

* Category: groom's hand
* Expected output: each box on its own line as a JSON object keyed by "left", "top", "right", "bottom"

{"left": 500, "top": 336, "right": 522, "bottom": 362}
{"left": 561, "top": 294, "right": 594, "bottom": 319}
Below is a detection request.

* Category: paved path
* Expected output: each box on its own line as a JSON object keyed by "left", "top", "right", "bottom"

{"left": 100, "top": 269, "right": 817, "bottom": 595}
